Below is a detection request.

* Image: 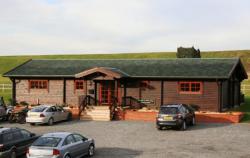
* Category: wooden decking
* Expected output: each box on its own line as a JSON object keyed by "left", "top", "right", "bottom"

{"left": 80, "top": 106, "right": 111, "bottom": 121}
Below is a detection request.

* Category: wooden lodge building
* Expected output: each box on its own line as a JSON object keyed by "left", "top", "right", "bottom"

{"left": 3, "top": 58, "right": 247, "bottom": 118}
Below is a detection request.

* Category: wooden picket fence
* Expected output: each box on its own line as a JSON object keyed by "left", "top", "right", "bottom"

{"left": 241, "top": 84, "right": 250, "bottom": 94}
{"left": 0, "top": 84, "right": 12, "bottom": 92}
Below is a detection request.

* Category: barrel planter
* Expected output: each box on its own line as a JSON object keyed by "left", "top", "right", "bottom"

{"left": 123, "top": 110, "right": 244, "bottom": 123}
{"left": 114, "top": 108, "right": 125, "bottom": 120}
{"left": 123, "top": 110, "right": 158, "bottom": 122}
{"left": 64, "top": 107, "right": 79, "bottom": 119}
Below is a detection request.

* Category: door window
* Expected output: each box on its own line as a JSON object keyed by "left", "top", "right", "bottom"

{"left": 73, "top": 134, "right": 84, "bottom": 142}
{"left": 63, "top": 135, "right": 76, "bottom": 146}
{"left": 47, "top": 106, "right": 57, "bottom": 112}
{"left": 56, "top": 106, "right": 64, "bottom": 112}
{"left": 20, "top": 129, "right": 31, "bottom": 139}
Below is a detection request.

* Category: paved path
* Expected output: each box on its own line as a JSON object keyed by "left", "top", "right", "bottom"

{"left": 2, "top": 121, "right": 250, "bottom": 158}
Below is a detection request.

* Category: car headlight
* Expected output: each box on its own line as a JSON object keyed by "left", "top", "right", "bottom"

{"left": 157, "top": 114, "right": 164, "bottom": 121}
{"left": 158, "top": 117, "right": 164, "bottom": 121}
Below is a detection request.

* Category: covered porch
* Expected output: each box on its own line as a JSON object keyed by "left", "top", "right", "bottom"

{"left": 73, "top": 67, "right": 145, "bottom": 121}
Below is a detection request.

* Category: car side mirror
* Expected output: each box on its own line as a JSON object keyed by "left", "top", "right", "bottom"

{"left": 82, "top": 138, "right": 87, "bottom": 142}
{"left": 30, "top": 133, "right": 35, "bottom": 137}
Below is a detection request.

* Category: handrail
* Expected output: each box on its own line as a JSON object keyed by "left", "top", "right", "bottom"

{"left": 78, "top": 95, "right": 88, "bottom": 119}
{"left": 110, "top": 97, "right": 118, "bottom": 120}
{"left": 78, "top": 95, "right": 100, "bottom": 119}
{"left": 122, "top": 96, "right": 145, "bottom": 109}
{"left": 86, "top": 95, "right": 96, "bottom": 105}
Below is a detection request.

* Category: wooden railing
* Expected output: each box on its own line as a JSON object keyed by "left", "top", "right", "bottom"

{"left": 78, "top": 95, "right": 101, "bottom": 119}
{"left": 78, "top": 95, "right": 118, "bottom": 120}
{"left": 86, "top": 95, "right": 96, "bottom": 105}
{"left": 78, "top": 95, "right": 88, "bottom": 119}
{"left": 122, "top": 96, "right": 145, "bottom": 109}
{"left": 241, "top": 84, "right": 250, "bottom": 94}
{"left": 110, "top": 97, "right": 118, "bottom": 120}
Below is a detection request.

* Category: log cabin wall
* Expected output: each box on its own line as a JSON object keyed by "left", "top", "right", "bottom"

{"left": 163, "top": 81, "right": 219, "bottom": 112}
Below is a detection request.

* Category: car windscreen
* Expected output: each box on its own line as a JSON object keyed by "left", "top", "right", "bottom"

{"left": 30, "top": 106, "right": 47, "bottom": 112}
{"left": 32, "top": 137, "right": 62, "bottom": 147}
{"left": 160, "top": 107, "right": 179, "bottom": 114}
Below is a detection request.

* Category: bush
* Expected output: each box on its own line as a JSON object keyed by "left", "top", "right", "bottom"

{"left": 177, "top": 47, "right": 201, "bottom": 58}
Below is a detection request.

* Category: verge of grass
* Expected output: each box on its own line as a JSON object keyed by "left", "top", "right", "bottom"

{"left": 0, "top": 89, "right": 11, "bottom": 104}
{"left": 231, "top": 95, "right": 250, "bottom": 122}
{"left": 0, "top": 77, "right": 10, "bottom": 83}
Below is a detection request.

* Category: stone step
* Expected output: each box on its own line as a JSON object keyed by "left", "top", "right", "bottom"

{"left": 82, "top": 113, "right": 110, "bottom": 117}
{"left": 83, "top": 110, "right": 110, "bottom": 115}
{"left": 86, "top": 106, "right": 110, "bottom": 110}
{"left": 80, "top": 115, "right": 111, "bottom": 121}
{"left": 81, "top": 106, "right": 111, "bottom": 121}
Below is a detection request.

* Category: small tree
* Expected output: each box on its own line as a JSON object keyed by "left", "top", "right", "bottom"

{"left": 176, "top": 47, "right": 201, "bottom": 58}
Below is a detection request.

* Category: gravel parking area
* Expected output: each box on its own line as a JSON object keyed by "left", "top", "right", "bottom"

{"left": 2, "top": 121, "right": 250, "bottom": 158}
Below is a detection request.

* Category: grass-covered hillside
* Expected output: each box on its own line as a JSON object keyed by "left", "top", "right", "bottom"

{"left": 1, "top": 50, "right": 250, "bottom": 83}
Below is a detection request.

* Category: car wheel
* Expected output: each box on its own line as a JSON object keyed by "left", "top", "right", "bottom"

{"left": 191, "top": 117, "right": 196, "bottom": 126}
{"left": 48, "top": 118, "right": 54, "bottom": 126}
{"left": 30, "top": 123, "right": 35, "bottom": 126}
{"left": 157, "top": 125, "right": 162, "bottom": 130}
{"left": 67, "top": 113, "right": 72, "bottom": 121}
{"left": 3, "top": 115, "right": 8, "bottom": 121}
{"left": 64, "top": 154, "right": 71, "bottom": 158}
{"left": 180, "top": 120, "right": 187, "bottom": 131}
{"left": 88, "top": 144, "right": 95, "bottom": 157}
{"left": 10, "top": 150, "right": 16, "bottom": 158}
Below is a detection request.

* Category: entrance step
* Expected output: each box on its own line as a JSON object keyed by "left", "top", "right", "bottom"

{"left": 80, "top": 106, "right": 111, "bottom": 121}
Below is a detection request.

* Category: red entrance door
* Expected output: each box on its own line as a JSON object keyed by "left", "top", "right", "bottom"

{"left": 99, "top": 81, "right": 115, "bottom": 105}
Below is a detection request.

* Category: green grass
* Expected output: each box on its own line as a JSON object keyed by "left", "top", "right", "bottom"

{"left": 0, "top": 89, "right": 11, "bottom": 104}
{"left": 231, "top": 96, "right": 250, "bottom": 123}
{"left": 0, "top": 50, "right": 250, "bottom": 84}
{"left": 0, "top": 77, "right": 10, "bottom": 83}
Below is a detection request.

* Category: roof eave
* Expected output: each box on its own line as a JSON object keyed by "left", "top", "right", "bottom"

{"left": 3, "top": 75, "right": 75, "bottom": 78}
{"left": 3, "top": 75, "right": 229, "bottom": 80}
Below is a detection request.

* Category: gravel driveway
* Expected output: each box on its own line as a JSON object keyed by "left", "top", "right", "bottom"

{"left": 2, "top": 121, "right": 250, "bottom": 158}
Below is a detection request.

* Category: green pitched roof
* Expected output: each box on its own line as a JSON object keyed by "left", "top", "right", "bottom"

{"left": 3, "top": 58, "right": 246, "bottom": 79}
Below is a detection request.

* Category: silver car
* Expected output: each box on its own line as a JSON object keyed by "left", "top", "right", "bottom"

{"left": 26, "top": 105, "right": 72, "bottom": 126}
{"left": 26, "top": 132, "right": 95, "bottom": 158}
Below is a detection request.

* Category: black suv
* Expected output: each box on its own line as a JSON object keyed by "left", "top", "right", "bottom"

{"left": 156, "top": 104, "right": 195, "bottom": 130}
{"left": 0, "top": 127, "right": 39, "bottom": 158}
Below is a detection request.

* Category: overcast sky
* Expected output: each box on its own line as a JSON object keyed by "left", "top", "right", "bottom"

{"left": 0, "top": 0, "right": 250, "bottom": 56}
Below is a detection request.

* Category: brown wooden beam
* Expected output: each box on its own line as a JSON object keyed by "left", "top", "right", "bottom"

{"left": 123, "top": 81, "right": 127, "bottom": 106}
{"left": 161, "top": 80, "right": 164, "bottom": 105}
{"left": 11, "top": 78, "right": 16, "bottom": 106}
{"left": 94, "top": 81, "right": 97, "bottom": 105}
{"left": 63, "top": 78, "right": 66, "bottom": 104}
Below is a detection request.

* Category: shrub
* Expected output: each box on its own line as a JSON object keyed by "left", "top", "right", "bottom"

{"left": 177, "top": 47, "right": 201, "bottom": 58}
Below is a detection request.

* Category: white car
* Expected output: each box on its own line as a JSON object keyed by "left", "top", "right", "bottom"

{"left": 26, "top": 105, "right": 72, "bottom": 126}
